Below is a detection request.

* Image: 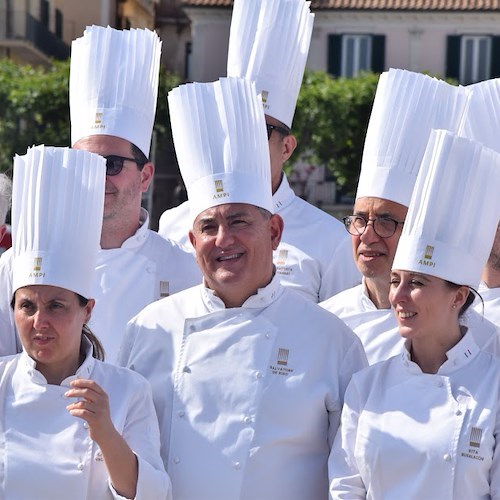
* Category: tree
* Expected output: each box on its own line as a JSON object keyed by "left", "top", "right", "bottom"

{"left": 293, "top": 70, "right": 380, "bottom": 198}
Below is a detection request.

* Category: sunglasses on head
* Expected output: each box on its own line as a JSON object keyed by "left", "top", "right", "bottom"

{"left": 103, "top": 155, "right": 145, "bottom": 176}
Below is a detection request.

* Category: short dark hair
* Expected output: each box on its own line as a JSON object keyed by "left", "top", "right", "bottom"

{"left": 130, "top": 143, "right": 149, "bottom": 170}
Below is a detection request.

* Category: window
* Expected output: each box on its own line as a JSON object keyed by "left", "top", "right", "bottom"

{"left": 460, "top": 36, "right": 491, "bottom": 85}
{"left": 446, "top": 35, "right": 500, "bottom": 84}
{"left": 55, "top": 9, "right": 63, "bottom": 39}
{"left": 40, "top": 0, "right": 49, "bottom": 27}
{"left": 328, "top": 34, "right": 385, "bottom": 77}
{"left": 342, "top": 35, "right": 372, "bottom": 77}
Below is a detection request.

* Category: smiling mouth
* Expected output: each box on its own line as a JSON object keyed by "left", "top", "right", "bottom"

{"left": 398, "top": 311, "right": 416, "bottom": 319}
{"left": 217, "top": 253, "right": 243, "bottom": 262}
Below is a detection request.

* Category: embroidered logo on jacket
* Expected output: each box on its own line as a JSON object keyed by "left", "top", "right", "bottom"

{"left": 275, "top": 249, "right": 288, "bottom": 266}
{"left": 461, "top": 426, "right": 485, "bottom": 461}
{"left": 270, "top": 348, "right": 294, "bottom": 376}
{"left": 160, "top": 280, "right": 169, "bottom": 298}
{"left": 274, "top": 248, "right": 293, "bottom": 276}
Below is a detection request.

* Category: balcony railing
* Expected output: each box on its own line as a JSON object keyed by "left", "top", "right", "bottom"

{"left": 0, "top": 9, "right": 69, "bottom": 61}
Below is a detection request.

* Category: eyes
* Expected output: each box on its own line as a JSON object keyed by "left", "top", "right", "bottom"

{"left": 390, "top": 278, "right": 424, "bottom": 287}
{"left": 199, "top": 218, "right": 249, "bottom": 234}
{"left": 17, "top": 301, "right": 66, "bottom": 314}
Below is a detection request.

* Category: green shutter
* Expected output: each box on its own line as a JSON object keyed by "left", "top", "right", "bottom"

{"left": 328, "top": 34, "right": 342, "bottom": 77}
{"left": 446, "top": 35, "right": 461, "bottom": 80}
{"left": 371, "top": 35, "right": 385, "bottom": 73}
{"left": 490, "top": 36, "right": 500, "bottom": 78}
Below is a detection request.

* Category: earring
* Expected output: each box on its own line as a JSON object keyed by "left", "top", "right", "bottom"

{"left": 452, "top": 304, "right": 457, "bottom": 309}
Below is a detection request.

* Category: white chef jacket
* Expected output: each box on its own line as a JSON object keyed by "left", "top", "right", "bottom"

{"left": 118, "top": 274, "right": 368, "bottom": 500}
{"left": 0, "top": 340, "right": 171, "bottom": 500}
{"left": 158, "top": 175, "right": 361, "bottom": 303}
{"left": 329, "top": 330, "right": 500, "bottom": 500}
{"left": 321, "top": 280, "right": 403, "bottom": 365}
{"left": 474, "top": 281, "right": 500, "bottom": 328}
{"left": 0, "top": 209, "right": 201, "bottom": 362}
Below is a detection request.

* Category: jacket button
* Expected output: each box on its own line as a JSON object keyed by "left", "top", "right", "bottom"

{"left": 173, "top": 457, "right": 181, "bottom": 464}
{"left": 183, "top": 366, "right": 191, "bottom": 374}
{"left": 455, "top": 409, "right": 462, "bottom": 416}
{"left": 255, "top": 371, "right": 263, "bottom": 379}
{"left": 83, "top": 422, "right": 89, "bottom": 429}
{"left": 243, "top": 416, "right": 252, "bottom": 424}
{"left": 443, "top": 453, "right": 451, "bottom": 462}
{"left": 233, "top": 461, "right": 241, "bottom": 470}
{"left": 77, "top": 462, "right": 84, "bottom": 470}
{"left": 178, "top": 410, "right": 185, "bottom": 418}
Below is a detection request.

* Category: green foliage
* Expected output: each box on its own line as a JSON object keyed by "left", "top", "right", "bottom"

{"left": 293, "top": 70, "right": 380, "bottom": 197}
{"left": 0, "top": 58, "right": 180, "bottom": 173}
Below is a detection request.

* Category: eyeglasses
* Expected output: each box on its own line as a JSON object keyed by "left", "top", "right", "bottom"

{"left": 343, "top": 215, "right": 404, "bottom": 238}
{"left": 103, "top": 155, "right": 145, "bottom": 176}
{"left": 266, "top": 123, "right": 291, "bottom": 140}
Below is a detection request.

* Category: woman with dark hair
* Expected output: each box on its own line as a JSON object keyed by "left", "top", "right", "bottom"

{"left": 330, "top": 130, "right": 500, "bottom": 499}
{"left": 0, "top": 146, "right": 170, "bottom": 499}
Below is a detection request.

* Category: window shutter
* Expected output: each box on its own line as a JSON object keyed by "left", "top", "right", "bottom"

{"left": 371, "top": 35, "right": 385, "bottom": 73}
{"left": 490, "top": 36, "right": 500, "bottom": 78}
{"left": 328, "top": 34, "right": 342, "bottom": 77}
{"left": 446, "top": 35, "right": 461, "bottom": 80}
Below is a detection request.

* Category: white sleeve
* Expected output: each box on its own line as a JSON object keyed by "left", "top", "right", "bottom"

{"left": 491, "top": 393, "right": 500, "bottom": 499}
{"left": 329, "top": 378, "right": 367, "bottom": 499}
{"left": 109, "top": 376, "right": 172, "bottom": 500}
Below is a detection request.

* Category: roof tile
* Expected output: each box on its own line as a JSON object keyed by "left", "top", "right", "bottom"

{"left": 181, "top": 0, "right": 500, "bottom": 10}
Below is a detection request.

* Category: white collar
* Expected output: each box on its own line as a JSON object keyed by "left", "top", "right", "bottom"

{"left": 273, "top": 174, "right": 295, "bottom": 213}
{"left": 401, "top": 327, "right": 480, "bottom": 375}
{"left": 20, "top": 336, "right": 96, "bottom": 386}
{"left": 201, "top": 271, "right": 284, "bottom": 312}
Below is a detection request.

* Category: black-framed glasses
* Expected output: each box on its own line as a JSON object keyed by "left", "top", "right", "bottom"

{"left": 343, "top": 215, "right": 404, "bottom": 238}
{"left": 103, "top": 155, "right": 145, "bottom": 176}
{"left": 266, "top": 123, "right": 291, "bottom": 140}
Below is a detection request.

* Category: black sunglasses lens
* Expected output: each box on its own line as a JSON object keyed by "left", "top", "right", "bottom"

{"left": 105, "top": 156, "right": 124, "bottom": 176}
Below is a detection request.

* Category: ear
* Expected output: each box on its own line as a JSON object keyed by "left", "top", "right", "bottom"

{"left": 269, "top": 214, "right": 284, "bottom": 250}
{"left": 452, "top": 286, "right": 470, "bottom": 312}
{"left": 140, "top": 162, "right": 155, "bottom": 192}
{"left": 282, "top": 134, "right": 297, "bottom": 163}
{"left": 188, "top": 229, "right": 196, "bottom": 250}
{"left": 84, "top": 298, "right": 96, "bottom": 323}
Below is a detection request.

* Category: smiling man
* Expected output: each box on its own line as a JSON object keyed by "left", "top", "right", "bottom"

{"left": 158, "top": 0, "right": 360, "bottom": 303}
{"left": 321, "top": 68, "right": 471, "bottom": 364}
{"left": 119, "top": 77, "right": 367, "bottom": 499}
{"left": 0, "top": 26, "right": 200, "bottom": 361}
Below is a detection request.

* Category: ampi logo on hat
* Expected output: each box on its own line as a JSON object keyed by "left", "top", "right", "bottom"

{"left": 213, "top": 180, "right": 230, "bottom": 200}
{"left": 418, "top": 245, "right": 436, "bottom": 268}
{"left": 91, "top": 111, "right": 105, "bottom": 131}
{"left": 29, "top": 257, "right": 45, "bottom": 278}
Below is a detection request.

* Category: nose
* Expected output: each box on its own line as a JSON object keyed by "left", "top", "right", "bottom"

{"left": 359, "top": 220, "right": 380, "bottom": 244}
{"left": 389, "top": 281, "right": 408, "bottom": 308}
{"left": 215, "top": 224, "right": 235, "bottom": 248}
{"left": 33, "top": 309, "right": 49, "bottom": 330}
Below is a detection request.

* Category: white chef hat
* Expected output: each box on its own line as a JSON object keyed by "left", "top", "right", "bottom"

{"left": 393, "top": 129, "right": 500, "bottom": 289}
{"left": 460, "top": 77, "right": 500, "bottom": 152}
{"left": 227, "top": 0, "right": 314, "bottom": 129}
{"left": 356, "top": 68, "right": 471, "bottom": 206}
{"left": 11, "top": 146, "right": 106, "bottom": 299}
{"left": 168, "top": 77, "right": 272, "bottom": 222}
{"left": 70, "top": 25, "right": 162, "bottom": 157}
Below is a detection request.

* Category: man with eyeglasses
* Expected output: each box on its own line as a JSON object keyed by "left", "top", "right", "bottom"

{"left": 321, "top": 68, "right": 471, "bottom": 364}
{"left": 158, "top": 0, "right": 361, "bottom": 303}
{"left": 0, "top": 26, "right": 200, "bottom": 360}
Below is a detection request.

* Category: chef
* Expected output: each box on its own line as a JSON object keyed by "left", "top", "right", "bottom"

{"left": 0, "top": 173, "right": 10, "bottom": 244}
{"left": 460, "top": 77, "right": 500, "bottom": 327}
{"left": 119, "top": 76, "right": 367, "bottom": 500}
{"left": 330, "top": 130, "right": 500, "bottom": 499}
{"left": 0, "top": 25, "right": 201, "bottom": 362}
{"left": 158, "top": 0, "right": 360, "bottom": 303}
{"left": 1, "top": 145, "right": 170, "bottom": 499}
{"left": 321, "top": 68, "right": 472, "bottom": 364}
